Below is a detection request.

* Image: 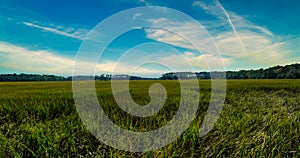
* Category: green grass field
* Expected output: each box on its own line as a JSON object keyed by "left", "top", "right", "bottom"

{"left": 0, "top": 80, "right": 299, "bottom": 157}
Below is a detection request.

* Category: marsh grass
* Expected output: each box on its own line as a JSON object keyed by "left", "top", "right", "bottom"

{"left": 0, "top": 80, "right": 299, "bottom": 157}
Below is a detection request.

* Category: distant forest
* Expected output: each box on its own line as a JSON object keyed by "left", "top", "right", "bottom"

{"left": 0, "top": 63, "right": 299, "bottom": 82}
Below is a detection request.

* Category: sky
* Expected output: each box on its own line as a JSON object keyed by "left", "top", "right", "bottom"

{"left": 0, "top": 0, "right": 299, "bottom": 77}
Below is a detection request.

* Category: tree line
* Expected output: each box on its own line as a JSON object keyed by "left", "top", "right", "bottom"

{"left": 0, "top": 63, "right": 299, "bottom": 82}
{"left": 225, "top": 63, "right": 300, "bottom": 79}
{"left": 160, "top": 63, "right": 300, "bottom": 79}
{"left": 0, "top": 74, "right": 112, "bottom": 82}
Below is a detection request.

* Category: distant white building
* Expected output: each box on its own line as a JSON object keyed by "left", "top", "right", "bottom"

{"left": 176, "top": 72, "right": 197, "bottom": 79}
{"left": 112, "top": 74, "right": 130, "bottom": 80}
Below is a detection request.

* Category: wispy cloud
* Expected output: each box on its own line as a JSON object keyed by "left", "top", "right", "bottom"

{"left": 138, "top": 0, "right": 151, "bottom": 6}
{"left": 145, "top": 27, "right": 195, "bottom": 50}
{"left": 145, "top": 18, "right": 215, "bottom": 53}
{"left": 193, "top": 0, "right": 221, "bottom": 18}
{"left": 23, "top": 22, "right": 89, "bottom": 40}
{"left": 133, "top": 13, "right": 143, "bottom": 20}
{"left": 193, "top": 0, "right": 273, "bottom": 36}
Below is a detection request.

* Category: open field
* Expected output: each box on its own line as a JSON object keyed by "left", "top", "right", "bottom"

{"left": 0, "top": 80, "right": 300, "bottom": 157}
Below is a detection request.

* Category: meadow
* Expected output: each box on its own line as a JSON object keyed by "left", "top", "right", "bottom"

{"left": 0, "top": 80, "right": 299, "bottom": 157}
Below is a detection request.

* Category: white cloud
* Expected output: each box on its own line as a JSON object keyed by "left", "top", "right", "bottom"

{"left": 23, "top": 22, "right": 89, "bottom": 40}
{"left": 97, "top": 61, "right": 164, "bottom": 76}
{"left": 215, "top": 31, "right": 279, "bottom": 58}
{"left": 0, "top": 42, "right": 75, "bottom": 74}
{"left": 143, "top": 1, "right": 297, "bottom": 68}
{"left": 145, "top": 18, "right": 216, "bottom": 54}
{"left": 158, "top": 51, "right": 232, "bottom": 71}
{"left": 145, "top": 28, "right": 195, "bottom": 50}
{"left": 0, "top": 42, "right": 165, "bottom": 76}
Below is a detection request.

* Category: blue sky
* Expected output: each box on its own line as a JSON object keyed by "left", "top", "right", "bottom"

{"left": 0, "top": 0, "right": 299, "bottom": 77}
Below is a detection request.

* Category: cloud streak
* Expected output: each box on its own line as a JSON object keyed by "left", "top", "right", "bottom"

{"left": 23, "top": 22, "right": 88, "bottom": 40}
{"left": 213, "top": 0, "right": 247, "bottom": 55}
